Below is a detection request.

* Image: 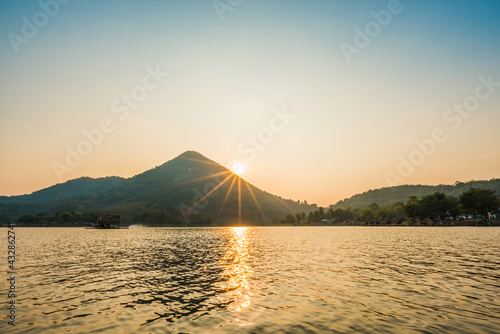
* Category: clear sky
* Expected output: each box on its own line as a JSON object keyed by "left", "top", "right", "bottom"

{"left": 1, "top": 0, "right": 499, "bottom": 207}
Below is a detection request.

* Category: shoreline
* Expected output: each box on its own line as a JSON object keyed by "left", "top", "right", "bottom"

{"left": 2, "top": 220, "right": 498, "bottom": 228}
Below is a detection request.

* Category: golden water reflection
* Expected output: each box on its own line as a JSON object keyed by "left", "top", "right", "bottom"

{"left": 221, "top": 227, "right": 253, "bottom": 312}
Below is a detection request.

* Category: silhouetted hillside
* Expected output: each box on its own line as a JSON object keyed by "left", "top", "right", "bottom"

{"left": 0, "top": 151, "right": 312, "bottom": 225}
{"left": 331, "top": 179, "right": 500, "bottom": 210}
{"left": 0, "top": 176, "right": 124, "bottom": 203}
{"left": 91, "top": 151, "right": 312, "bottom": 224}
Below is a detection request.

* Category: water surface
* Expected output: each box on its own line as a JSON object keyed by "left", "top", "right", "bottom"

{"left": 1, "top": 226, "right": 499, "bottom": 333}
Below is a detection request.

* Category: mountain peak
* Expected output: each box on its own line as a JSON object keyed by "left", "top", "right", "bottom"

{"left": 177, "top": 150, "right": 207, "bottom": 160}
{"left": 141, "top": 150, "right": 225, "bottom": 183}
{"left": 172, "top": 151, "right": 221, "bottom": 168}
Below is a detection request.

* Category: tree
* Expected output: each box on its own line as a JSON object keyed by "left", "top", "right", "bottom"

{"left": 317, "top": 207, "right": 325, "bottom": 219}
{"left": 17, "top": 215, "right": 34, "bottom": 224}
{"left": 376, "top": 208, "right": 390, "bottom": 220}
{"left": 307, "top": 211, "right": 315, "bottom": 224}
{"left": 418, "top": 192, "right": 449, "bottom": 219}
{"left": 331, "top": 208, "right": 353, "bottom": 221}
{"left": 283, "top": 214, "right": 296, "bottom": 225}
{"left": 389, "top": 203, "right": 405, "bottom": 219}
{"left": 326, "top": 208, "right": 334, "bottom": 219}
{"left": 55, "top": 211, "right": 73, "bottom": 223}
{"left": 446, "top": 195, "right": 460, "bottom": 219}
{"left": 403, "top": 193, "right": 456, "bottom": 219}
{"left": 404, "top": 196, "right": 419, "bottom": 218}
{"left": 359, "top": 208, "right": 374, "bottom": 221}
{"left": 460, "top": 188, "right": 499, "bottom": 218}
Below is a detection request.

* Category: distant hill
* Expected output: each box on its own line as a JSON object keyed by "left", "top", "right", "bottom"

{"left": 0, "top": 176, "right": 124, "bottom": 203}
{"left": 0, "top": 151, "right": 313, "bottom": 225}
{"left": 330, "top": 179, "right": 500, "bottom": 210}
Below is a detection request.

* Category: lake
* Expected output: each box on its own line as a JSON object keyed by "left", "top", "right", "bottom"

{"left": 1, "top": 226, "right": 499, "bottom": 333}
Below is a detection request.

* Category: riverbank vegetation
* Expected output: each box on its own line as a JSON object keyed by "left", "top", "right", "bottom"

{"left": 280, "top": 188, "right": 499, "bottom": 225}
{"left": 8, "top": 188, "right": 499, "bottom": 227}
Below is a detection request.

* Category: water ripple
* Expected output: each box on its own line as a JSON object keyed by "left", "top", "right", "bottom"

{"left": 1, "top": 227, "right": 499, "bottom": 333}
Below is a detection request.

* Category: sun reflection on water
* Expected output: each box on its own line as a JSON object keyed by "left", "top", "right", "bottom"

{"left": 221, "top": 227, "right": 253, "bottom": 312}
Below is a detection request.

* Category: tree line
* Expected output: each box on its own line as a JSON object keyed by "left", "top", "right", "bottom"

{"left": 280, "top": 202, "right": 405, "bottom": 225}
{"left": 281, "top": 188, "right": 499, "bottom": 225}
{"left": 11, "top": 188, "right": 498, "bottom": 226}
{"left": 16, "top": 211, "right": 98, "bottom": 226}
{"left": 404, "top": 188, "right": 497, "bottom": 219}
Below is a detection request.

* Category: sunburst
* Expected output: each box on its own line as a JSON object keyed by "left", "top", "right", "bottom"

{"left": 231, "top": 162, "right": 246, "bottom": 176}
{"left": 179, "top": 170, "right": 230, "bottom": 184}
{"left": 184, "top": 173, "right": 233, "bottom": 216}
{"left": 181, "top": 157, "right": 273, "bottom": 225}
{"left": 218, "top": 175, "right": 237, "bottom": 215}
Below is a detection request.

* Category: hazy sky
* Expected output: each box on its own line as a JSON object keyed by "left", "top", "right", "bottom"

{"left": 1, "top": 0, "right": 499, "bottom": 206}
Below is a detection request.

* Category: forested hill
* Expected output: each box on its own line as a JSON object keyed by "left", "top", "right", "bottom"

{"left": 331, "top": 179, "right": 500, "bottom": 210}
{"left": 0, "top": 151, "right": 313, "bottom": 224}
{"left": 0, "top": 176, "right": 124, "bottom": 203}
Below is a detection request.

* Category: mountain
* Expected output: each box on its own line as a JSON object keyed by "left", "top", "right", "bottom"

{"left": 0, "top": 176, "right": 124, "bottom": 203}
{"left": 91, "top": 151, "right": 313, "bottom": 224}
{"left": 0, "top": 151, "right": 313, "bottom": 225}
{"left": 331, "top": 179, "right": 500, "bottom": 210}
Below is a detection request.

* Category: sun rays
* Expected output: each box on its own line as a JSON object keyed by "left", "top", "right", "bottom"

{"left": 238, "top": 177, "right": 242, "bottom": 223}
{"left": 185, "top": 172, "right": 233, "bottom": 216}
{"left": 219, "top": 176, "right": 237, "bottom": 216}
{"left": 244, "top": 180, "right": 266, "bottom": 222}
{"left": 182, "top": 157, "right": 267, "bottom": 224}
{"left": 179, "top": 170, "right": 230, "bottom": 184}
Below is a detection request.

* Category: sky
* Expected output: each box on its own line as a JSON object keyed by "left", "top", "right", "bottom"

{"left": 1, "top": 0, "right": 499, "bottom": 207}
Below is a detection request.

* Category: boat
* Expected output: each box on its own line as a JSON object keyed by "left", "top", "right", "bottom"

{"left": 95, "top": 214, "right": 123, "bottom": 229}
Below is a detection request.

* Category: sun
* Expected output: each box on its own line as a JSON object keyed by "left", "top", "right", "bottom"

{"left": 231, "top": 162, "right": 246, "bottom": 176}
